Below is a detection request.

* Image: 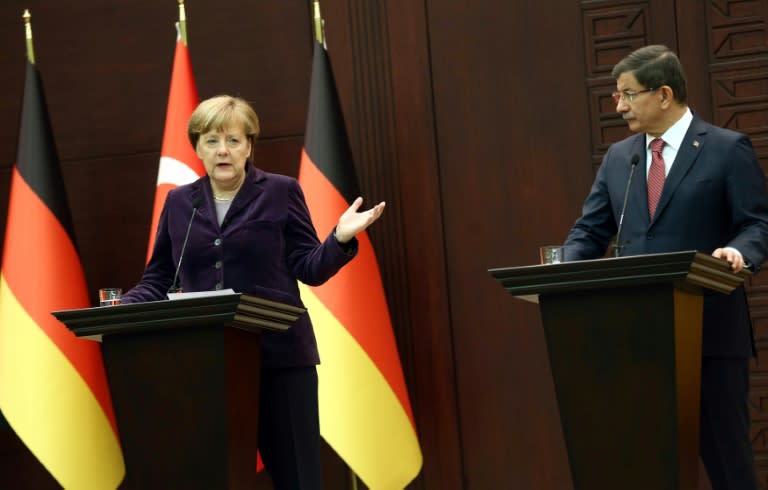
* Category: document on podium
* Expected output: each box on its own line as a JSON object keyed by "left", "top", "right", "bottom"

{"left": 167, "top": 289, "right": 236, "bottom": 301}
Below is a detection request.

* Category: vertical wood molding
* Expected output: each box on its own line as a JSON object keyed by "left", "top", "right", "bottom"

{"left": 345, "top": 0, "right": 411, "bottom": 363}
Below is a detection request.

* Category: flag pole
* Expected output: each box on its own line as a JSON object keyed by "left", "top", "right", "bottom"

{"left": 23, "top": 9, "right": 35, "bottom": 64}
{"left": 177, "top": 0, "right": 188, "bottom": 45}
{"left": 309, "top": 6, "right": 359, "bottom": 490}
{"left": 310, "top": 5, "right": 357, "bottom": 488}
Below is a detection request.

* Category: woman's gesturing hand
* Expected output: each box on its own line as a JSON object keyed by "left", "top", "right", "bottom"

{"left": 334, "top": 197, "right": 386, "bottom": 243}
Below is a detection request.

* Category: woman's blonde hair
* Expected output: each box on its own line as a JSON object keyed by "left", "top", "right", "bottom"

{"left": 187, "top": 95, "right": 260, "bottom": 156}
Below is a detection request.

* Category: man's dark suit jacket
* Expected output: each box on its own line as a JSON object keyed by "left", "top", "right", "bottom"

{"left": 122, "top": 165, "right": 357, "bottom": 367}
{"left": 564, "top": 115, "right": 768, "bottom": 357}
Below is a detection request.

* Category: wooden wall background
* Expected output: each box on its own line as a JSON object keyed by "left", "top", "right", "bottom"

{"left": 1, "top": 0, "right": 767, "bottom": 489}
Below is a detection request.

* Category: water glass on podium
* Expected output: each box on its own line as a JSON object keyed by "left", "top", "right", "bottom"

{"left": 539, "top": 245, "right": 565, "bottom": 264}
{"left": 99, "top": 288, "right": 122, "bottom": 307}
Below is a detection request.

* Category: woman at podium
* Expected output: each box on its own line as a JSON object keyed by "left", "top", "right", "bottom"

{"left": 121, "top": 95, "right": 385, "bottom": 489}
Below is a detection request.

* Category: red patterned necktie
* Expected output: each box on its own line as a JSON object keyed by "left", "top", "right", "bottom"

{"left": 647, "top": 138, "right": 666, "bottom": 219}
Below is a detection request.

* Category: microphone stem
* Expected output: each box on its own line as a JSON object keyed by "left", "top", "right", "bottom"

{"left": 169, "top": 207, "right": 198, "bottom": 294}
{"left": 614, "top": 160, "right": 638, "bottom": 257}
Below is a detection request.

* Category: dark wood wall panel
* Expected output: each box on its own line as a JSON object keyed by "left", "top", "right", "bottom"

{"left": 425, "top": 0, "right": 594, "bottom": 486}
{"left": 66, "top": 153, "right": 159, "bottom": 296}
{"left": 384, "top": 0, "right": 463, "bottom": 487}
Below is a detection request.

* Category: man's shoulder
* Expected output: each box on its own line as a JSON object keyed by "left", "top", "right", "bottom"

{"left": 691, "top": 115, "right": 746, "bottom": 143}
{"left": 613, "top": 131, "right": 644, "bottom": 148}
{"left": 603, "top": 132, "right": 644, "bottom": 162}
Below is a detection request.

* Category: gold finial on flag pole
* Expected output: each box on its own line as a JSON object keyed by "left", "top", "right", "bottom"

{"left": 312, "top": 0, "right": 325, "bottom": 45}
{"left": 178, "top": 0, "right": 189, "bottom": 45}
{"left": 23, "top": 9, "right": 35, "bottom": 64}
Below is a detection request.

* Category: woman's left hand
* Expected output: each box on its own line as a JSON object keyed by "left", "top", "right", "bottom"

{"left": 334, "top": 197, "right": 386, "bottom": 243}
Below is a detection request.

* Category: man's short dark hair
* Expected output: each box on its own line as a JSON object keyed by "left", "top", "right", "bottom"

{"left": 612, "top": 45, "right": 688, "bottom": 104}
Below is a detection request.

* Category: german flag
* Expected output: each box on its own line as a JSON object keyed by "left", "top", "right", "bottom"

{"left": 0, "top": 61, "right": 125, "bottom": 487}
{"left": 146, "top": 26, "right": 203, "bottom": 260}
{"left": 298, "top": 40, "right": 423, "bottom": 488}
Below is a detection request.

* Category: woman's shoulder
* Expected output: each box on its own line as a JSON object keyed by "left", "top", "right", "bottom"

{"left": 252, "top": 167, "right": 299, "bottom": 189}
{"left": 166, "top": 176, "right": 207, "bottom": 202}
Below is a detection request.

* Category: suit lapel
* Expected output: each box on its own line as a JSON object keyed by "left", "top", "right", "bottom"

{"left": 651, "top": 117, "right": 707, "bottom": 224}
{"left": 187, "top": 178, "right": 215, "bottom": 229}
{"left": 220, "top": 166, "right": 265, "bottom": 225}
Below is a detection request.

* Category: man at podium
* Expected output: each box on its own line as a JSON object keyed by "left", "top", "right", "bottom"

{"left": 563, "top": 45, "right": 768, "bottom": 489}
{"left": 120, "top": 95, "right": 385, "bottom": 489}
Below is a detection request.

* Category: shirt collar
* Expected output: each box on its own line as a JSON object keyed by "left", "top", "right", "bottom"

{"left": 645, "top": 107, "right": 692, "bottom": 151}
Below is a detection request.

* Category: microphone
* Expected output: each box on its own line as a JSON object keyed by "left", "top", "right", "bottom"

{"left": 613, "top": 154, "right": 640, "bottom": 257}
{"left": 168, "top": 195, "right": 202, "bottom": 295}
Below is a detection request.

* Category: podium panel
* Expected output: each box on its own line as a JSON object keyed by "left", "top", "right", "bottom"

{"left": 541, "top": 285, "right": 701, "bottom": 489}
{"left": 103, "top": 325, "right": 261, "bottom": 488}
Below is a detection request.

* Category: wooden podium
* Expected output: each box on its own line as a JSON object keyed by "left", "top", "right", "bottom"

{"left": 52, "top": 292, "right": 306, "bottom": 489}
{"left": 489, "top": 251, "right": 749, "bottom": 490}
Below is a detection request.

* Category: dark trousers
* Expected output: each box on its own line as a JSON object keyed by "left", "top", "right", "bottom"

{"left": 258, "top": 366, "right": 322, "bottom": 490}
{"left": 700, "top": 357, "right": 758, "bottom": 490}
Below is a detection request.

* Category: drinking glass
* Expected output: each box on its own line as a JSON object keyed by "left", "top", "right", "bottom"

{"left": 539, "top": 246, "right": 565, "bottom": 264}
{"left": 98, "top": 288, "right": 122, "bottom": 307}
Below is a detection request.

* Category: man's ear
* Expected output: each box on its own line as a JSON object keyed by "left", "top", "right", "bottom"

{"left": 658, "top": 86, "right": 674, "bottom": 108}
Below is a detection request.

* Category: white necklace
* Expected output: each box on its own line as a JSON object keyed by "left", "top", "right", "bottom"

{"left": 213, "top": 195, "right": 233, "bottom": 202}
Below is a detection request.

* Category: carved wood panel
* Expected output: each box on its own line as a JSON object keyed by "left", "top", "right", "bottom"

{"left": 749, "top": 282, "right": 768, "bottom": 485}
{"left": 703, "top": 0, "right": 768, "bottom": 485}
{"left": 581, "top": 1, "right": 648, "bottom": 168}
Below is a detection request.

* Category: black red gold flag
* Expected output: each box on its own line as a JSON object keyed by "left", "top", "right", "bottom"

{"left": 297, "top": 40, "right": 423, "bottom": 488}
{"left": 0, "top": 61, "right": 124, "bottom": 488}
